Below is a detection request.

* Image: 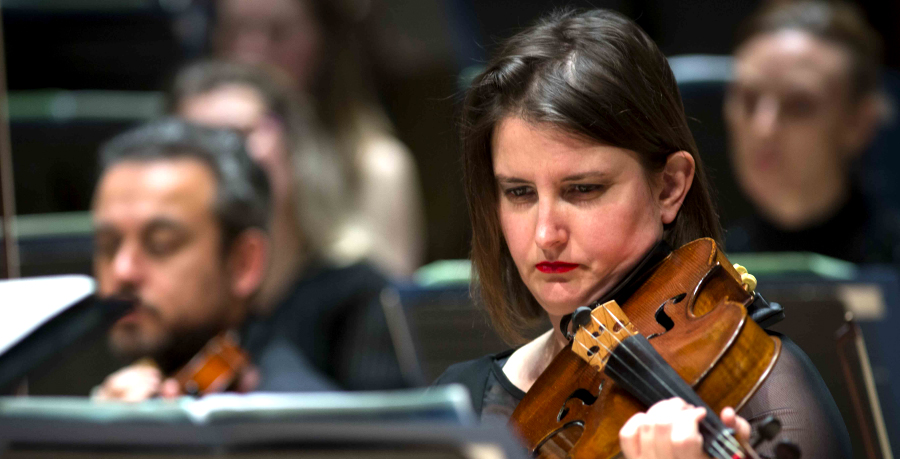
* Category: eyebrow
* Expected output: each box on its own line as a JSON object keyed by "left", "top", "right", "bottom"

{"left": 143, "top": 217, "right": 189, "bottom": 235}
{"left": 93, "top": 223, "right": 119, "bottom": 237}
{"left": 559, "top": 172, "right": 610, "bottom": 182}
{"left": 494, "top": 171, "right": 610, "bottom": 183}
{"left": 93, "top": 218, "right": 190, "bottom": 237}
{"left": 494, "top": 174, "right": 530, "bottom": 184}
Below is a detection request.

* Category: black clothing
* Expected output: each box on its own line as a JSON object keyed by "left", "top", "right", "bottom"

{"left": 435, "top": 335, "right": 852, "bottom": 459}
{"left": 726, "top": 186, "right": 900, "bottom": 264}
{"left": 242, "top": 262, "right": 407, "bottom": 391}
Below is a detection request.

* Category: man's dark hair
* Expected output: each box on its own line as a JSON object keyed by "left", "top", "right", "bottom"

{"left": 99, "top": 119, "right": 271, "bottom": 249}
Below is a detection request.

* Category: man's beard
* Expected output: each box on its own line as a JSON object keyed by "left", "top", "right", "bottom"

{"left": 107, "top": 298, "right": 222, "bottom": 374}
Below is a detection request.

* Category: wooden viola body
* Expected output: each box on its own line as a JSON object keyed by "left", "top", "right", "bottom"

{"left": 510, "top": 238, "right": 781, "bottom": 459}
{"left": 171, "top": 333, "right": 251, "bottom": 395}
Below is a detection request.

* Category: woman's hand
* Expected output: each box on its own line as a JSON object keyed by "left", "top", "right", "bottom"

{"left": 619, "top": 398, "right": 750, "bottom": 459}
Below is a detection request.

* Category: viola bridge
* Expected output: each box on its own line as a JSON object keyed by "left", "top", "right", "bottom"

{"left": 571, "top": 300, "right": 639, "bottom": 373}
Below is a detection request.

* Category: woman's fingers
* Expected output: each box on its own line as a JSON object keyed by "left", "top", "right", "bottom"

{"left": 646, "top": 398, "right": 685, "bottom": 459}
{"left": 619, "top": 398, "right": 707, "bottom": 459}
{"left": 669, "top": 406, "right": 706, "bottom": 458}
{"left": 720, "top": 407, "right": 751, "bottom": 442}
{"left": 620, "top": 412, "right": 645, "bottom": 458}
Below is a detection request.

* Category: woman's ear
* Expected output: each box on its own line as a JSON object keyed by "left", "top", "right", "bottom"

{"left": 656, "top": 151, "right": 695, "bottom": 225}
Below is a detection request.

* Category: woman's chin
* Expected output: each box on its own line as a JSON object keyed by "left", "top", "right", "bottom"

{"left": 534, "top": 295, "right": 590, "bottom": 318}
{"left": 532, "top": 281, "right": 612, "bottom": 316}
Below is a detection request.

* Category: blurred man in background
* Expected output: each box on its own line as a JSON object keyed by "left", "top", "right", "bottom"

{"left": 724, "top": 0, "right": 900, "bottom": 263}
{"left": 169, "top": 61, "right": 409, "bottom": 391}
{"left": 91, "top": 120, "right": 336, "bottom": 400}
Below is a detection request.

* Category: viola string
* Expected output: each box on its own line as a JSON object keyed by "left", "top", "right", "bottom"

{"left": 574, "top": 339, "right": 735, "bottom": 459}
{"left": 589, "top": 310, "right": 744, "bottom": 457}
{"left": 592, "top": 310, "right": 744, "bottom": 456}
{"left": 583, "top": 309, "right": 743, "bottom": 457}
{"left": 578, "top": 331, "right": 739, "bottom": 459}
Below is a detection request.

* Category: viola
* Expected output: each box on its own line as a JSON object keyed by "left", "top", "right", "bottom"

{"left": 169, "top": 332, "right": 252, "bottom": 396}
{"left": 510, "top": 238, "right": 781, "bottom": 459}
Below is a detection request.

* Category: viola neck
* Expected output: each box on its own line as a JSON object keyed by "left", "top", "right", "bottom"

{"left": 606, "top": 334, "right": 750, "bottom": 459}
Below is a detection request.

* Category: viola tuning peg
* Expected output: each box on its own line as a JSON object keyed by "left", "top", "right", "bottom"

{"left": 774, "top": 441, "right": 801, "bottom": 459}
{"left": 750, "top": 415, "right": 782, "bottom": 448}
{"left": 758, "top": 415, "right": 782, "bottom": 438}
{"left": 571, "top": 306, "right": 593, "bottom": 329}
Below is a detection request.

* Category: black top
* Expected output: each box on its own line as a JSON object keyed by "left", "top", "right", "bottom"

{"left": 435, "top": 334, "right": 851, "bottom": 459}
{"left": 241, "top": 262, "right": 408, "bottom": 391}
{"left": 726, "top": 186, "right": 900, "bottom": 264}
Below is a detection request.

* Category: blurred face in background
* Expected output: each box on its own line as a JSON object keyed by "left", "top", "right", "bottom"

{"left": 178, "top": 84, "right": 293, "bottom": 208}
{"left": 725, "top": 30, "right": 875, "bottom": 229}
{"left": 213, "top": 0, "right": 322, "bottom": 91}
{"left": 94, "top": 159, "right": 237, "bottom": 361}
{"left": 178, "top": 85, "right": 301, "bottom": 308}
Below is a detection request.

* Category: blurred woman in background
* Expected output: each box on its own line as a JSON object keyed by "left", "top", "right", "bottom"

{"left": 209, "top": 0, "right": 425, "bottom": 278}
{"left": 725, "top": 0, "right": 900, "bottom": 263}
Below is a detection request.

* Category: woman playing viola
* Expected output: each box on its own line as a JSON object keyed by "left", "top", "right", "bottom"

{"left": 437, "top": 8, "right": 851, "bottom": 459}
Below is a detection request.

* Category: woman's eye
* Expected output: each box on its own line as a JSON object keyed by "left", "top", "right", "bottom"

{"left": 503, "top": 186, "right": 534, "bottom": 200}
{"left": 783, "top": 94, "right": 817, "bottom": 118}
{"left": 571, "top": 184, "right": 601, "bottom": 193}
{"left": 565, "top": 184, "right": 603, "bottom": 200}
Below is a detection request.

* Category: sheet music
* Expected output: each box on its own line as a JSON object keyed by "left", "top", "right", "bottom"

{"left": 0, "top": 275, "right": 95, "bottom": 356}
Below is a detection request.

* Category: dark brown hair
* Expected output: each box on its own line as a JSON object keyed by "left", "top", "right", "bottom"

{"left": 736, "top": 1, "right": 883, "bottom": 99}
{"left": 461, "top": 9, "right": 722, "bottom": 343}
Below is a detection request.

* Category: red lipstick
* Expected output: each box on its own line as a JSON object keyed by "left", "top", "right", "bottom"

{"left": 536, "top": 262, "right": 579, "bottom": 273}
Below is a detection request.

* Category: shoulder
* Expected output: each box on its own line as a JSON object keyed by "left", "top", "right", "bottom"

{"left": 434, "top": 350, "right": 513, "bottom": 415}
{"left": 357, "top": 130, "right": 417, "bottom": 186}
{"left": 264, "top": 262, "right": 389, "bottom": 329}
{"left": 252, "top": 335, "right": 339, "bottom": 392}
{"left": 292, "top": 261, "right": 388, "bottom": 299}
{"left": 434, "top": 354, "right": 496, "bottom": 387}
{"left": 308, "top": 261, "right": 388, "bottom": 289}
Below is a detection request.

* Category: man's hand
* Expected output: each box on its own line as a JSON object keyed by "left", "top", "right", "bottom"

{"left": 619, "top": 398, "right": 751, "bottom": 459}
{"left": 92, "top": 361, "right": 182, "bottom": 402}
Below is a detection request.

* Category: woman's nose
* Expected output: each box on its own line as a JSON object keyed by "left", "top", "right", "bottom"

{"left": 752, "top": 95, "right": 780, "bottom": 138}
{"left": 535, "top": 201, "right": 568, "bottom": 251}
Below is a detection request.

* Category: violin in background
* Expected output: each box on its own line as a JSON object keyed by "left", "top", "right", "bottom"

{"left": 169, "top": 332, "right": 252, "bottom": 396}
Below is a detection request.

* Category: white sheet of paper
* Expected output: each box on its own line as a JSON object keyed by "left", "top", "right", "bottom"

{"left": 0, "top": 275, "right": 95, "bottom": 356}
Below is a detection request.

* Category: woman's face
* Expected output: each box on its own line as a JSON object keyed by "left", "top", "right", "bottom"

{"left": 178, "top": 84, "right": 293, "bottom": 205}
{"left": 725, "top": 30, "right": 866, "bottom": 228}
{"left": 214, "top": 0, "right": 321, "bottom": 91}
{"left": 493, "top": 117, "right": 672, "bottom": 321}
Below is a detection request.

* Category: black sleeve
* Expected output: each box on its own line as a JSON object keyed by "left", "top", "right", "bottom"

{"left": 739, "top": 334, "right": 853, "bottom": 459}
{"left": 433, "top": 356, "right": 495, "bottom": 416}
